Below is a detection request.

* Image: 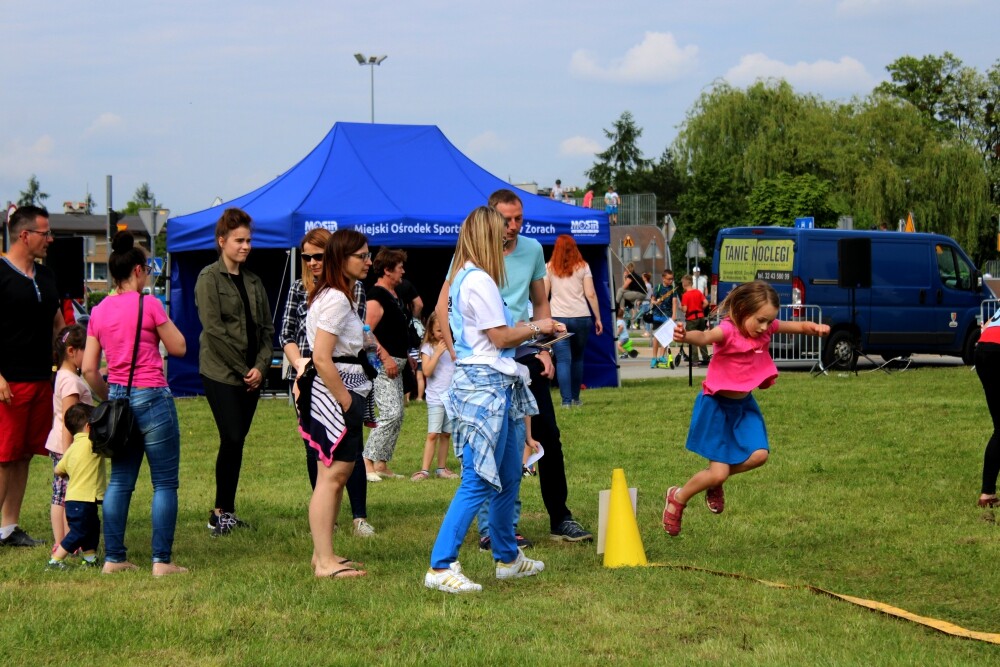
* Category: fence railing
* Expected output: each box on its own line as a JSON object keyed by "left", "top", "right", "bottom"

{"left": 981, "top": 298, "right": 999, "bottom": 326}
{"left": 582, "top": 193, "right": 659, "bottom": 226}
{"left": 708, "top": 304, "right": 824, "bottom": 364}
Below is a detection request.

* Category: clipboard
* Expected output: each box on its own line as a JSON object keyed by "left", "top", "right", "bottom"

{"left": 528, "top": 331, "right": 574, "bottom": 350}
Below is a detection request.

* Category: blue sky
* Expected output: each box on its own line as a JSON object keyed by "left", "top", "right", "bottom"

{"left": 2, "top": 0, "right": 997, "bottom": 217}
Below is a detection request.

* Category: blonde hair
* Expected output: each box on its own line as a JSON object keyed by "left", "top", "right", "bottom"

{"left": 422, "top": 311, "right": 441, "bottom": 346}
{"left": 449, "top": 206, "right": 507, "bottom": 288}
{"left": 718, "top": 280, "right": 780, "bottom": 336}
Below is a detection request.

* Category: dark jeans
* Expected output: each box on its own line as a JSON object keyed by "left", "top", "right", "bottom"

{"left": 552, "top": 316, "right": 591, "bottom": 405}
{"left": 521, "top": 354, "right": 573, "bottom": 531}
{"left": 975, "top": 343, "right": 1000, "bottom": 495}
{"left": 61, "top": 500, "right": 100, "bottom": 554}
{"left": 202, "top": 375, "right": 260, "bottom": 513}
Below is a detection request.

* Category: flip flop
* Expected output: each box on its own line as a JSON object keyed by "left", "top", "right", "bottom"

{"left": 324, "top": 566, "right": 366, "bottom": 578}
{"left": 337, "top": 558, "right": 365, "bottom": 568}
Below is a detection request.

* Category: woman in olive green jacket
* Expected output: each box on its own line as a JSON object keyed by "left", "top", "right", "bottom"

{"left": 194, "top": 208, "right": 273, "bottom": 536}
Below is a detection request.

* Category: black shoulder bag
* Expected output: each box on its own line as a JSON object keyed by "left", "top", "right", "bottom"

{"left": 89, "top": 294, "right": 144, "bottom": 458}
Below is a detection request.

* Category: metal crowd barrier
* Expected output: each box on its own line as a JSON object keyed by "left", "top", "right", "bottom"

{"left": 708, "top": 304, "right": 823, "bottom": 365}
{"left": 768, "top": 304, "right": 824, "bottom": 364}
{"left": 981, "top": 299, "right": 1000, "bottom": 326}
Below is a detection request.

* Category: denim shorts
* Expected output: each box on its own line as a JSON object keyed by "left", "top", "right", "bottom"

{"left": 426, "top": 403, "right": 453, "bottom": 435}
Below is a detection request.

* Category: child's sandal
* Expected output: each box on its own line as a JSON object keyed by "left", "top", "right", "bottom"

{"left": 705, "top": 485, "right": 725, "bottom": 514}
{"left": 662, "top": 486, "right": 686, "bottom": 536}
{"left": 410, "top": 470, "right": 431, "bottom": 482}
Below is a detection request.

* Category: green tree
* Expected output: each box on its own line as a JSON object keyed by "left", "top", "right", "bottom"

{"left": 121, "top": 182, "right": 155, "bottom": 215}
{"left": 747, "top": 173, "right": 838, "bottom": 227}
{"left": 17, "top": 174, "right": 48, "bottom": 207}
{"left": 586, "top": 111, "right": 652, "bottom": 192}
{"left": 875, "top": 52, "right": 983, "bottom": 142}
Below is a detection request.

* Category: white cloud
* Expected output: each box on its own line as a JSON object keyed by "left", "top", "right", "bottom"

{"left": 570, "top": 31, "right": 698, "bottom": 84}
{"left": 0, "top": 135, "right": 58, "bottom": 180}
{"left": 464, "top": 130, "right": 507, "bottom": 155}
{"left": 725, "top": 53, "right": 875, "bottom": 92}
{"left": 559, "top": 136, "right": 602, "bottom": 157}
{"left": 83, "top": 112, "right": 123, "bottom": 138}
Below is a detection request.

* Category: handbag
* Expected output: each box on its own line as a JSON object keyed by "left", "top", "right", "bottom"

{"left": 89, "top": 294, "right": 144, "bottom": 459}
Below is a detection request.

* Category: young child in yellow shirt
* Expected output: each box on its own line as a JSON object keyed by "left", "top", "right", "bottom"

{"left": 47, "top": 404, "right": 107, "bottom": 570}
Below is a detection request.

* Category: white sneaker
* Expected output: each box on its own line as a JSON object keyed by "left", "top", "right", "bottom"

{"left": 495, "top": 547, "right": 545, "bottom": 580}
{"left": 352, "top": 519, "right": 376, "bottom": 537}
{"left": 424, "top": 562, "right": 482, "bottom": 593}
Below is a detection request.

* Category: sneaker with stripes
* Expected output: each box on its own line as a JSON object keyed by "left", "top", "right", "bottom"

{"left": 424, "top": 561, "right": 482, "bottom": 594}
{"left": 495, "top": 547, "right": 545, "bottom": 580}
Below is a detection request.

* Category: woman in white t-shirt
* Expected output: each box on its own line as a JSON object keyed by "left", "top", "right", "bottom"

{"left": 545, "top": 234, "right": 603, "bottom": 407}
{"left": 297, "top": 229, "right": 374, "bottom": 579}
{"left": 424, "top": 206, "right": 563, "bottom": 594}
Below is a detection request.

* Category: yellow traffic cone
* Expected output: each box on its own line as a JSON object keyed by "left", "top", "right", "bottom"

{"left": 603, "top": 468, "right": 648, "bottom": 568}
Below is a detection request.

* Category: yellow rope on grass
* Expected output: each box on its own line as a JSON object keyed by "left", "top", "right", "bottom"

{"left": 649, "top": 562, "right": 1000, "bottom": 645}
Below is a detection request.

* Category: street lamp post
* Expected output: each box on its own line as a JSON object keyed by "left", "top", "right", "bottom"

{"left": 354, "top": 53, "right": 387, "bottom": 123}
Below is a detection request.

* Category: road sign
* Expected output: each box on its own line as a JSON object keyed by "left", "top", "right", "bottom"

{"left": 642, "top": 239, "right": 663, "bottom": 260}
{"left": 148, "top": 257, "right": 165, "bottom": 277}
{"left": 623, "top": 235, "right": 634, "bottom": 248}
{"left": 138, "top": 208, "right": 170, "bottom": 237}
{"left": 686, "top": 238, "right": 705, "bottom": 260}
{"left": 663, "top": 214, "right": 677, "bottom": 243}
{"left": 794, "top": 216, "right": 815, "bottom": 229}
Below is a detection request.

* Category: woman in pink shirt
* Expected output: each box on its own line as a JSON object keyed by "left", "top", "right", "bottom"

{"left": 82, "top": 232, "right": 188, "bottom": 576}
{"left": 662, "top": 280, "right": 829, "bottom": 537}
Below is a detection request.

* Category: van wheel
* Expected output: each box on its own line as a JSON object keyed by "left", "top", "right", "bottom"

{"left": 823, "top": 330, "right": 857, "bottom": 369}
{"left": 962, "top": 328, "right": 980, "bottom": 366}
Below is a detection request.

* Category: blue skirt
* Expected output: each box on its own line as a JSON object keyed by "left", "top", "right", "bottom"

{"left": 685, "top": 392, "right": 769, "bottom": 465}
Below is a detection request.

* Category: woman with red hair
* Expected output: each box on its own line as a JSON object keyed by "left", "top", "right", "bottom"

{"left": 545, "top": 234, "right": 604, "bottom": 408}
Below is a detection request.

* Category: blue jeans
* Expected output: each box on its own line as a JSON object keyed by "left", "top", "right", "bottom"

{"left": 476, "top": 416, "right": 525, "bottom": 539}
{"left": 552, "top": 316, "right": 592, "bottom": 405}
{"left": 431, "top": 393, "right": 522, "bottom": 566}
{"left": 103, "top": 386, "right": 180, "bottom": 564}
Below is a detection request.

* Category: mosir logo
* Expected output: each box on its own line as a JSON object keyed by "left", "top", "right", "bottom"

{"left": 304, "top": 220, "right": 339, "bottom": 232}
{"left": 571, "top": 219, "right": 600, "bottom": 236}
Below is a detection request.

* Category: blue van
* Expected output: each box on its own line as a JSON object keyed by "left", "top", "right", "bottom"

{"left": 710, "top": 227, "right": 985, "bottom": 368}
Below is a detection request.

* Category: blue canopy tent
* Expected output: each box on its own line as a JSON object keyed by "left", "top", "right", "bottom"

{"left": 166, "top": 122, "right": 616, "bottom": 396}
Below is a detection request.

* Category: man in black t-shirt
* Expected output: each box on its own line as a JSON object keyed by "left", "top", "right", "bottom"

{"left": 0, "top": 206, "right": 64, "bottom": 547}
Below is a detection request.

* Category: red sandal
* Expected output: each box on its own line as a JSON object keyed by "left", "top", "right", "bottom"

{"left": 978, "top": 495, "right": 999, "bottom": 508}
{"left": 662, "top": 486, "right": 686, "bottom": 536}
{"left": 705, "top": 485, "right": 725, "bottom": 514}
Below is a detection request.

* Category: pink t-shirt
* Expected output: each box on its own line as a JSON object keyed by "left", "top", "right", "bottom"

{"left": 702, "top": 318, "right": 780, "bottom": 395}
{"left": 547, "top": 262, "right": 593, "bottom": 318}
{"left": 88, "top": 292, "right": 169, "bottom": 388}
{"left": 45, "top": 369, "right": 94, "bottom": 455}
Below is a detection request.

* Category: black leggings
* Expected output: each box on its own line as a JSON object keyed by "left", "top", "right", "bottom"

{"left": 975, "top": 343, "right": 1000, "bottom": 495}
{"left": 202, "top": 375, "right": 260, "bottom": 512}
{"left": 521, "top": 354, "right": 573, "bottom": 531}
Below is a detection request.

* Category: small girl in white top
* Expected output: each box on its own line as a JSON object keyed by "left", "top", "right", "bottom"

{"left": 411, "top": 312, "right": 459, "bottom": 481}
{"left": 45, "top": 324, "right": 93, "bottom": 547}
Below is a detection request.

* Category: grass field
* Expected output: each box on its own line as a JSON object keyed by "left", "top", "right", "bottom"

{"left": 2, "top": 367, "right": 1000, "bottom": 665}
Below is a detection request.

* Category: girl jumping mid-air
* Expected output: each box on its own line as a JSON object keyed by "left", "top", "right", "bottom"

{"left": 662, "top": 280, "right": 829, "bottom": 536}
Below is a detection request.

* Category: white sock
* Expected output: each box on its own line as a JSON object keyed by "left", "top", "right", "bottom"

{"left": 0, "top": 524, "right": 17, "bottom": 540}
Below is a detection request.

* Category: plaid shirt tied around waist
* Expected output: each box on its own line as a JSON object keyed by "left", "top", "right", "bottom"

{"left": 442, "top": 363, "right": 538, "bottom": 491}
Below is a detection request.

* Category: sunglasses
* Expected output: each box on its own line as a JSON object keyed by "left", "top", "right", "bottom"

{"left": 301, "top": 253, "right": 324, "bottom": 263}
